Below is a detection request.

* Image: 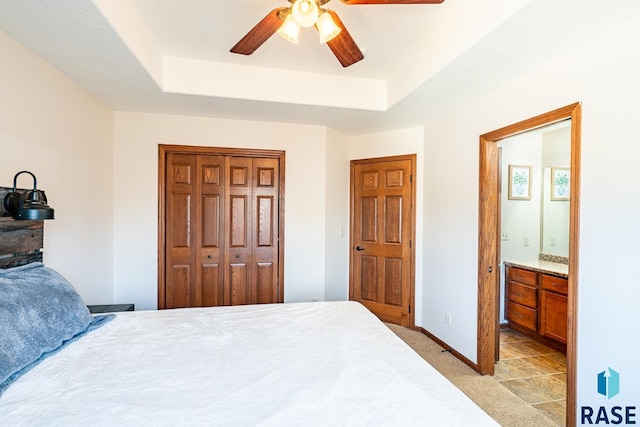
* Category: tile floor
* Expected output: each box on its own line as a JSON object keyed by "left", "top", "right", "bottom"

{"left": 496, "top": 329, "right": 567, "bottom": 426}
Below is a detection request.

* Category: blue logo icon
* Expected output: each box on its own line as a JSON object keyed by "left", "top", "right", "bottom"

{"left": 597, "top": 367, "right": 620, "bottom": 399}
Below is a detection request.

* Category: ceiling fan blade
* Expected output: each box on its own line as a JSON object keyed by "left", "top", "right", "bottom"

{"left": 324, "top": 11, "right": 364, "bottom": 68}
{"left": 340, "top": 0, "right": 444, "bottom": 4}
{"left": 230, "top": 7, "right": 288, "bottom": 55}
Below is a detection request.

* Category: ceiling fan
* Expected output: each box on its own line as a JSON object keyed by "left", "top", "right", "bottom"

{"left": 230, "top": 0, "right": 445, "bottom": 68}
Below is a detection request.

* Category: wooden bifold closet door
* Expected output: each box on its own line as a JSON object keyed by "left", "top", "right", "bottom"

{"left": 158, "top": 146, "right": 284, "bottom": 309}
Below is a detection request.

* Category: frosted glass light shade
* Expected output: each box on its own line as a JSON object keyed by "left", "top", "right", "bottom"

{"left": 291, "top": 0, "right": 318, "bottom": 27}
{"left": 277, "top": 14, "right": 300, "bottom": 44}
{"left": 317, "top": 12, "right": 341, "bottom": 43}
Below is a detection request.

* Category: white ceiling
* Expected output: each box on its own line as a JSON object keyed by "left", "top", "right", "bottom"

{"left": 1, "top": 0, "right": 639, "bottom": 135}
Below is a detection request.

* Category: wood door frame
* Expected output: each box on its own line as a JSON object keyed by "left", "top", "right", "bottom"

{"left": 158, "top": 144, "right": 286, "bottom": 309}
{"left": 477, "top": 103, "right": 581, "bottom": 427}
{"left": 349, "top": 154, "right": 417, "bottom": 328}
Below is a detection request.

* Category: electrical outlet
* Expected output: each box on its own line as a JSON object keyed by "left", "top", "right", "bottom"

{"left": 445, "top": 312, "right": 452, "bottom": 326}
{"left": 339, "top": 227, "right": 345, "bottom": 238}
{"left": 523, "top": 236, "right": 529, "bottom": 247}
{"left": 550, "top": 236, "right": 556, "bottom": 246}
{"left": 501, "top": 230, "right": 509, "bottom": 241}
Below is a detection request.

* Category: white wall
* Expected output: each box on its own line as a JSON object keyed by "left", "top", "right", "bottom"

{"left": 349, "top": 127, "right": 425, "bottom": 326}
{"left": 541, "top": 127, "right": 571, "bottom": 257}
{"left": 112, "top": 112, "right": 333, "bottom": 310}
{"left": 324, "top": 127, "right": 350, "bottom": 301}
{"left": 541, "top": 126, "right": 571, "bottom": 167}
{"left": 0, "top": 31, "right": 114, "bottom": 305}
{"left": 422, "top": 110, "right": 483, "bottom": 360}
{"left": 421, "top": 14, "right": 640, "bottom": 421}
{"left": 499, "top": 131, "right": 543, "bottom": 265}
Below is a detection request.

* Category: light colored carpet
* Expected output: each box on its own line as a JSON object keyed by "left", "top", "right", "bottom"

{"left": 386, "top": 323, "right": 559, "bottom": 427}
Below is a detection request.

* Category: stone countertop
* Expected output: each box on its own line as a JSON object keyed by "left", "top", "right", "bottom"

{"left": 503, "top": 259, "right": 568, "bottom": 278}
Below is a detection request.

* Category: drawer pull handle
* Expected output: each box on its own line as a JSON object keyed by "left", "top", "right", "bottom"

{"left": 514, "top": 292, "right": 524, "bottom": 297}
{"left": 514, "top": 313, "right": 524, "bottom": 318}
{"left": 552, "top": 283, "right": 563, "bottom": 288}
{"left": 515, "top": 274, "right": 524, "bottom": 279}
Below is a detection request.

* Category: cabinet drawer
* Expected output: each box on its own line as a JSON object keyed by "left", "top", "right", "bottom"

{"left": 541, "top": 274, "right": 568, "bottom": 295}
{"left": 507, "top": 281, "right": 537, "bottom": 308}
{"left": 507, "top": 266, "right": 537, "bottom": 287}
{"left": 507, "top": 301, "right": 537, "bottom": 331}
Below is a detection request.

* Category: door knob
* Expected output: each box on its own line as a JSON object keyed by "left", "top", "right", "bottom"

{"left": 356, "top": 246, "right": 365, "bottom": 251}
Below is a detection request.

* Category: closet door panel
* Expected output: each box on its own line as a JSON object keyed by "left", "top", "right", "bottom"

{"left": 169, "top": 194, "right": 191, "bottom": 257}
{"left": 256, "top": 262, "right": 274, "bottom": 304}
{"left": 196, "top": 155, "right": 225, "bottom": 307}
{"left": 168, "top": 265, "right": 191, "bottom": 308}
{"left": 165, "top": 153, "right": 196, "bottom": 308}
{"left": 230, "top": 196, "right": 248, "bottom": 247}
{"left": 201, "top": 263, "right": 222, "bottom": 306}
{"left": 256, "top": 196, "right": 273, "bottom": 247}
{"left": 226, "top": 157, "right": 252, "bottom": 305}
{"left": 229, "top": 262, "right": 249, "bottom": 305}
{"left": 251, "top": 158, "right": 280, "bottom": 304}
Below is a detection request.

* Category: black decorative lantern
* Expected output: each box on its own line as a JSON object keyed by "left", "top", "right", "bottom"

{"left": 3, "top": 171, "right": 55, "bottom": 220}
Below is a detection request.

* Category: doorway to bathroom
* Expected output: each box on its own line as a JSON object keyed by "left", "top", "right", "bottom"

{"left": 476, "top": 103, "right": 581, "bottom": 426}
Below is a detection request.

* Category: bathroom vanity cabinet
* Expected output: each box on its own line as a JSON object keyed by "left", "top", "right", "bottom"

{"left": 505, "top": 262, "right": 568, "bottom": 353}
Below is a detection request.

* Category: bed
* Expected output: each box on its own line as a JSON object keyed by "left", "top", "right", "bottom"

{"left": 0, "top": 218, "right": 498, "bottom": 426}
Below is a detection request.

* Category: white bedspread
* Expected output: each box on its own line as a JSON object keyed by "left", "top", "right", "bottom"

{"left": 0, "top": 301, "right": 498, "bottom": 426}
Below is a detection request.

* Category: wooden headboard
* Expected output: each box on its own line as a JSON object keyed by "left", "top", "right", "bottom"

{"left": 0, "top": 186, "right": 44, "bottom": 269}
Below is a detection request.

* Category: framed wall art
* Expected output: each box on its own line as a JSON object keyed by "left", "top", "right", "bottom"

{"left": 508, "top": 165, "right": 532, "bottom": 200}
{"left": 551, "top": 167, "right": 570, "bottom": 201}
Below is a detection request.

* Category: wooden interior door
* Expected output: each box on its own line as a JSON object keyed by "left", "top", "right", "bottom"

{"left": 159, "top": 145, "right": 284, "bottom": 309}
{"left": 350, "top": 155, "right": 415, "bottom": 327}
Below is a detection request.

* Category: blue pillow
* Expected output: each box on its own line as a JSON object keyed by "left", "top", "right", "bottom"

{"left": 0, "top": 262, "right": 113, "bottom": 395}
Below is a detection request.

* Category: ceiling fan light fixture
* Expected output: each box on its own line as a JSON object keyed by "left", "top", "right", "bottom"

{"left": 277, "top": 14, "right": 301, "bottom": 44}
{"left": 316, "top": 11, "right": 341, "bottom": 43}
{"left": 291, "top": 0, "right": 319, "bottom": 27}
